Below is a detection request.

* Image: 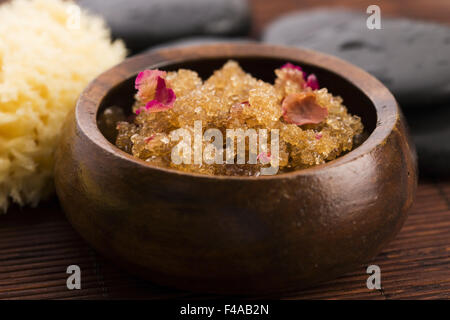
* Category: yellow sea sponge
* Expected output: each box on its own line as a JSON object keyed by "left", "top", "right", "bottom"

{"left": 0, "top": 0, "right": 127, "bottom": 212}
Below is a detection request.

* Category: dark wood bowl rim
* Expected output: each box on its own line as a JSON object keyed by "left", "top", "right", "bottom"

{"left": 75, "top": 43, "right": 398, "bottom": 181}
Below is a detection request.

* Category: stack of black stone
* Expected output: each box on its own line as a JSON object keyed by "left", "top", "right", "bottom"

{"left": 78, "top": 0, "right": 253, "bottom": 52}
{"left": 263, "top": 9, "right": 450, "bottom": 177}
{"left": 79, "top": 1, "right": 450, "bottom": 177}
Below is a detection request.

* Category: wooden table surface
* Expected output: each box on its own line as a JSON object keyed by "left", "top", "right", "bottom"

{"left": 0, "top": 0, "right": 449, "bottom": 300}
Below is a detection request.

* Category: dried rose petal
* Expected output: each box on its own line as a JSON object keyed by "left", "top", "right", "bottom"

{"left": 145, "top": 76, "right": 176, "bottom": 112}
{"left": 145, "top": 135, "right": 155, "bottom": 143}
{"left": 281, "top": 63, "right": 302, "bottom": 73}
{"left": 281, "top": 62, "right": 302, "bottom": 71}
{"left": 229, "top": 103, "right": 243, "bottom": 115}
{"left": 231, "top": 101, "right": 249, "bottom": 112}
{"left": 229, "top": 101, "right": 250, "bottom": 118}
{"left": 145, "top": 100, "right": 171, "bottom": 112}
{"left": 257, "top": 152, "right": 271, "bottom": 164}
{"left": 282, "top": 92, "right": 328, "bottom": 126}
{"left": 155, "top": 77, "right": 175, "bottom": 104}
{"left": 135, "top": 69, "right": 166, "bottom": 89}
{"left": 156, "top": 77, "right": 175, "bottom": 104}
{"left": 281, "top": 63, "right": 320, "bottom": 90}
{"left": 283, "top": 70, "right": 305, "bottom": 88}
{"left": 281, "top": 62, "right": 307, "bottom": 79}
{"left": 306, "top": 74, "right": 319, "bottom": 90}
{"left": 277, "top": 63, "right": 306, "bottom": 90}
{"left": 135, "top": 69, "right": 167, "bottom": 102}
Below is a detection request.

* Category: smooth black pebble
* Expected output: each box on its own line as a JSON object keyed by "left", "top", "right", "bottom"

{"left": 79, "top": 0, "right": 251, "bottom": 52}
{"left": 263, "top": 9, "right": 450, "bottom": 109}
{"left": 146, "top": 36, "right": 255, "bottom": 51}
{"left": 404, "top": 105, "right": 450, "bottom": 177}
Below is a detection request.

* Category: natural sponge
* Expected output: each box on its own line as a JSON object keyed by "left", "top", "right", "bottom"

{"left": 0, "top": 0, "right": 127, "bottom": 212}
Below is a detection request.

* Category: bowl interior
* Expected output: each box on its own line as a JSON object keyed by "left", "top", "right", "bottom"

{"left": 97, "top": 56, "right": 377, "bottom": 146}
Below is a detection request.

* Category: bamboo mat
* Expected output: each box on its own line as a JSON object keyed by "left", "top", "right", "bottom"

{"left": 1, "top": 178, "right": 449, "bottom": 300}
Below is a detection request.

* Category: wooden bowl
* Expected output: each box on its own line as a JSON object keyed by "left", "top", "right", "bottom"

{"left": 54, "top": 44, "right": 417, "bottom": 295}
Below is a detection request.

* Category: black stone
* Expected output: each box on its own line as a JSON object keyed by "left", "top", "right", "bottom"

{"left": 263, "top": 9, "right": 450, "bottom": 108}
{"left": 146, "top": 37, "right": 255, "bottom": 51}
{"left": 79, "top": 0, "right": 251, "bottom": 52}
{"left": 404, "top": 105, "right": 450, "bottom": 177}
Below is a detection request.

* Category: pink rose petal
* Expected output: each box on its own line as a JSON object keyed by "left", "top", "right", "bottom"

{"left": 154, "top": 76, "right": 176, "bottom": 105}
{"left": 281, "top": 62, "right": 302, "bottom": 71}
{"left": 306, "top": 74, "right": 319, "bottom": 90}
{"left": 257, "top": 152, "right": 271, "bottom": 164}
{"left": 135, "top": 69, "right": 167, "bottom": 102}
{"left": 281, "top": 63, "right": 320, "bottom": 90}
{"left": 145, "top": 135, "right": 156, "bottom": 143}
{"left": 278, "top": 63, "right": 306, "bottom": 89}
{"left": 145, "top": 99, "right": 171, "bottom": 112}
{"left": 282, "top": 92, "right": 328, "bottom": 126}
{"left": 144, "top": 77, "right": 176, "bottom": 113}
{"left": 281, "top": 62, "right": 307, "bottom": 79}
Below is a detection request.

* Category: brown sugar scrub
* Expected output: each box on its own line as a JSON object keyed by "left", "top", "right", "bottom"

{"left": 111, "top": 61, "right": 364, "bottom": 176}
